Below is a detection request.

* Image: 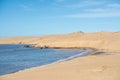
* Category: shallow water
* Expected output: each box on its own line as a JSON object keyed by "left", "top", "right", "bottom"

{"left": 0, "top": 44, "right": 91, "bottom": 75}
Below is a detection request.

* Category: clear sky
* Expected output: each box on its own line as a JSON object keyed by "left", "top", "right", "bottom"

{"left": 0, "top": 0, "right": 120, "bottom": 37}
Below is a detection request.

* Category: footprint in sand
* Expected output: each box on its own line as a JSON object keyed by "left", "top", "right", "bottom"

{"left": 93, "top": 65, "right": 109, "bottom": 72}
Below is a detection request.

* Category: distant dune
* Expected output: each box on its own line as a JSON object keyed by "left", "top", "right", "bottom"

{"left": 0, "top": 31, "right": 120, "bottom": 51}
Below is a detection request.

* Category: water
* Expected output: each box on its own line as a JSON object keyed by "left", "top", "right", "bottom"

{"left": 0, "top": 44, "right": 91, "bottom": 75}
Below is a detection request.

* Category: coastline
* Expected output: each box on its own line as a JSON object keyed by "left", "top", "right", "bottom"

{"left": 0, "top": 47, "right": 94, "bottom": 76}
{"left": 0, "top": 32, "right": 120, "bottom": 80}
{"left": 0, "top": 48, "right": 95, "bottom": 74}
{"left": 0, "top": 50, "right": 120, "bottom": 80}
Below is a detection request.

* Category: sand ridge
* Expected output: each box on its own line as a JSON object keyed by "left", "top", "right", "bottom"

{"left": 0, "top": 32, "right": 120, "bottom": 51}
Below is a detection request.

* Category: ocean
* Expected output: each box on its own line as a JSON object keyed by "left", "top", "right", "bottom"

{"left": 0, "top": 44, "right": 91, "bottom": 75}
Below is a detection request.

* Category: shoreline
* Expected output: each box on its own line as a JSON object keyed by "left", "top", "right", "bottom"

{"left": 0, "top": 47, "right": 116, "bottom": 77}
{"left": 1, "top": 50, "right": 120, "bottom": 80}
{"left": 0, "top": 45, "right": 95, "bottom": 76}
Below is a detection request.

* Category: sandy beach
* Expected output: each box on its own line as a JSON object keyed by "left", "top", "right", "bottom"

{"left": 0, "top": 32, "right": 120, "bottom": 80}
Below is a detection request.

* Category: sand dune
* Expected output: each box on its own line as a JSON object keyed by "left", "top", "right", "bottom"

{"left": 0, "top": 32, "right": 120, "bottom": 51}
{"left": 0, "top": 31, "right": 120, "bottom": 80}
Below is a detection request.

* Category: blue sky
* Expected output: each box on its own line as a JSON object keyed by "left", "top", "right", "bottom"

{"left": 0, "top": 0, "right": 120, "bottom": 37}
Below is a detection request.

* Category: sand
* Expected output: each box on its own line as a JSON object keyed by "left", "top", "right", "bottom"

{"left": 0, "top": 31, "right": 120, "bottom": 80}
{"left": 0, "top": 32, "right": 120, "bottom": 51}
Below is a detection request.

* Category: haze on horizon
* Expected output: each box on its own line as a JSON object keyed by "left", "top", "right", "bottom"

{"left": 0, "top": 0, "right": 120, "bottom": 37}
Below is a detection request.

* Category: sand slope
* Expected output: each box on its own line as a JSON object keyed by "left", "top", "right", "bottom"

{"left": 0, "top": 32, "right": 120, "bottom": 51}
